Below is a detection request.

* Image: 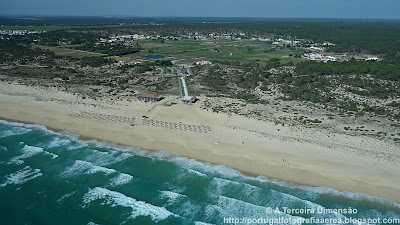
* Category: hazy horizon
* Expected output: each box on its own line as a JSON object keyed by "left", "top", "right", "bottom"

{"left": 1, "top": 15, "right": 400, "bottom": 20}
{"left": 1, "top": 0, "right": 400, "bottom": 19}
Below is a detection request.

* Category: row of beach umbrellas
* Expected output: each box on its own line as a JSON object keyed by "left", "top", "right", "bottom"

{"left": 69, "top": 111, "right": 136, "bottom": 124}
{"left": 142, "top": 119, "right": 211, "bottom": 133}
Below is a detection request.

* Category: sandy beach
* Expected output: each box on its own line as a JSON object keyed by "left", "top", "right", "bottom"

{"left": 1, "top": 81, "right": 399, "bottom": 203}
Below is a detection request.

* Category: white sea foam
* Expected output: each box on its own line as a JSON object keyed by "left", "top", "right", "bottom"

{"left": 0, "top": 166, "right": 42, "bottom": 187}
{"left": 20, "top": 145, "right": 43, "bottom": 156}
{"left": 85, "top": 139, "right": 148, "bottom": 156}
{"left": 8, "top": 145, "right": 58, "bottom": 165}
{"left": 88, "top": 164, "right": 116, "bottom": 175}
{"left": 209, "top": 177, "right": 233, "bottom": 195}
{"left": 172, "top": 167, "right": 208, "bottom": 184}
{"left": 160, "top": 190, "right": 187, "bottom": 206}
{"left": 8, "top": 145, "right": 44, "bottom": 165}
{"left": 159, "top": 189, "right": 204, "bottom": 220}
{"left": 47, "top": 137, "right": 71, "bottom": 148}
{"left": 164, "top": 183, "right": 187, "bottom": 194}
{"left": 81, "top": 139, "right": 211, "bottom": 180}
{"left": 101, "top": 140, "right": 400, "bottom": 211}
{"left": 0, "top": 120, "right": 54, "bottom": 135}
{"left": 187, "top": 168, "right": 207, "bottom": 177}
{"left": 82, "top": 149, "right": 131, "bottom": 166}
{"left": 203, "top": 204, "right": 230, "bottom": 220}
{"left": 181, "top": 157, "right": 400, "bottom": 210}
{"left": 254, "top": 176, "right": 400, "bottom": 210}
{"left": 213, "top": 176, "right": 350, "bottom": 220}
{"left": 216, "top": 195, "right": 305, "bottom": 222}
{"left": 273, "top": 189, "right": 349, "bottom": 220}
{"left": 0, "top": 126, "right": 31, "bottom": 138}
{"left": 81, "top": 138, "right": 400, "bottom": 210}
{"left": 66, "top": 142, "right": 88, "bottom": 150}
{"left": 148, "top": 150, "right": 177, "bottom": 159}
{"left": 210, "top": 177, "right": 335, "bottom": 216}
{"left": 57, "top": 130, "right": 80, "bottom": 140}
{"left": 0, "top": 120, "right": 80, "bottom": 149}
{"left": 60, "top": 160, "right": 116, "bottom": 178}
{"left": 3, "top": 120, "right": 400, "bottom": 210}
{"left": 47, "top": 152, "right": 58, "bottom": 159}
{"left": 211, "top": 165, "right": 395, "bottom": 211}
{"left": 43, "top": 150, "right": 59, "bottom": 159}
{"left": 167, "top": 156, "right": 241, "bottom": 178}
{"left": 87, "top": 222, "right": 98, "bottom": 225}
{"left": 210, "top": 177, "right": 263, "bottom": 202}
{"left": 0, "top": 146, "right": 7, "bottom": 151}
{"left": 83, "top": 187, "right": 176, "bottom": 222}
{"left": 61, "top": 155, "right": 133, "bottom": 186}
{"left": 109, "top": 173, "right": 134, "bottom": 187}
{"left": 218, "top": 195, "right": 264, "bottom": 217}
{"left": 58, "top": 190, "right": 78, "bottom": 204}
{"left": 194, "top": 221, "right": 214, "bottom": 225}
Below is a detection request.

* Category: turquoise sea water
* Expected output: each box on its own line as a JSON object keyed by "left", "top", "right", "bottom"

{"left": 0, "top": 120, "right": 399, "bottom": 225}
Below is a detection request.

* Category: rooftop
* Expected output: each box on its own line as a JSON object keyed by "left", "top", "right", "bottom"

{"left": 138, "top": 94, "right": 160, "bottom": 99}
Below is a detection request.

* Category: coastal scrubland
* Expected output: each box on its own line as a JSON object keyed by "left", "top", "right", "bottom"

{"left": 1, "top": 17, "right": 399, "bottom": 202}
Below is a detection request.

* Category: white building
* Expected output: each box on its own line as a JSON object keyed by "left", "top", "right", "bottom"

{"left": 196, "top": 60, "right": 212, "bottom": 65}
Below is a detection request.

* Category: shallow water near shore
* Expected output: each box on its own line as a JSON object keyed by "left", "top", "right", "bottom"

{"left": 0, "top": 120, "right": 399, "bottom": 225}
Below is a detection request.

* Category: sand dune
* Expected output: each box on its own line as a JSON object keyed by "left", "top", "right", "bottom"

{"left": 0, "top": 81, "right": 399, "bottom": 203}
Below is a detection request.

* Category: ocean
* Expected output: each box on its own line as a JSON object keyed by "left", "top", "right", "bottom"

{"left": 0, "top": 120, "right": 399, "bottom": 225}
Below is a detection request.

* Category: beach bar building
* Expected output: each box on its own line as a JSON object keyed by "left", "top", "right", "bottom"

{"left": 137, "top": 94, "right": 163, "bottom": 102}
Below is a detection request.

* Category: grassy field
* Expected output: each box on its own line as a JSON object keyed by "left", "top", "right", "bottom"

{"left": 34, "top": 39, "right": 304, "bottom": 63}
{"left": 133, "top": 39, "right": 304, "bottom": 63}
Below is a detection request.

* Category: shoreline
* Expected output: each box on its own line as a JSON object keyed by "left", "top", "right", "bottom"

{"left": 1, "top": 82, "right": 399, "bottom": 204}
{"left": 0, "top": 117, "right": 97, "bottom": 141}
{"left": 2, "top": 116, "right": 400, "bottom": 209}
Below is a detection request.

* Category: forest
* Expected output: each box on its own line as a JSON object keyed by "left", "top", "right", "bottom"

{"left": 74, "top": 42, "right": 140, "bottom": 56}
{"left": 295, "top": 57, "right": 400, "bottom": 81}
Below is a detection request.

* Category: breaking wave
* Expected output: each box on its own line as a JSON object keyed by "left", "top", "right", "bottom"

{"left": 1, "top": 119, "right": 399, "bottom": 224}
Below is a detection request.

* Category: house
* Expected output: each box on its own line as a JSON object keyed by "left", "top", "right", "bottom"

{"left": 196, "top": 60, "right": 212, "bottom": 65}
{"left": 137, "top": 94, "right": 163, "bottom": 102}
